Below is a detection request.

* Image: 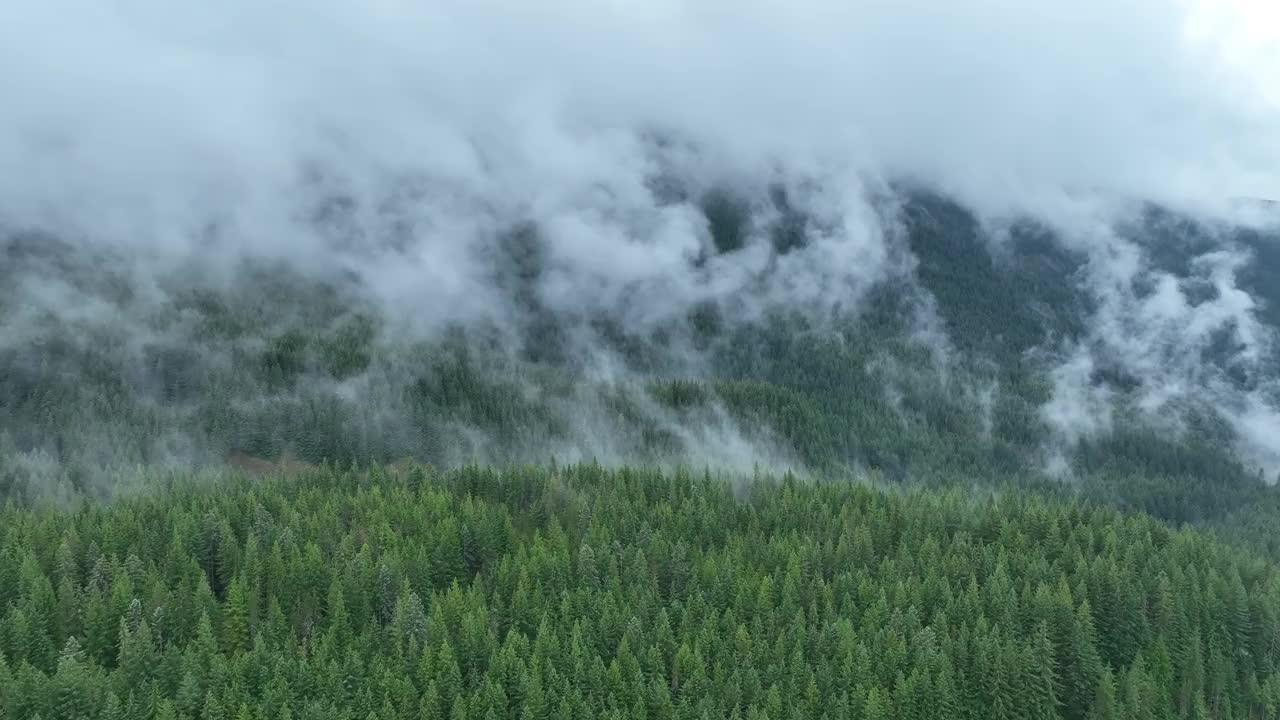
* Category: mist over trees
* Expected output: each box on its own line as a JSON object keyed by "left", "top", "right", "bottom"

{"left": 4, "top": 189, "right": 1279, "bottom": 524}
{"left": 4, "top": 184, "right": 1280, "bottom": 718}
{"left": 4, "top": 1, "right": 1280, "bottom": 716}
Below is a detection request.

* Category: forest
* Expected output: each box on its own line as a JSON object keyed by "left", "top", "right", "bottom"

{"left": 4, "top": 189, "right": 1280, "bottom": 718}
{"left": 5, "top": 463, "right": 1280, "bottom": 720}
{"left": 6, "top": 0, "right": 1280, "bottom": 712}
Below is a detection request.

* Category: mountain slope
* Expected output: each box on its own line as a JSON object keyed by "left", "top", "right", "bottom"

{"left": 4, "top": 188, "right": 1279, "bottom": 532}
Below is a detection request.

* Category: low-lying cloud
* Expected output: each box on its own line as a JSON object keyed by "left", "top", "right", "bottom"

{"left": 2, "top": 0, "right": 1279, "bottom": 486}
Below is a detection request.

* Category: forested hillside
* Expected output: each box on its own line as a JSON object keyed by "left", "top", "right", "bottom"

{"left": 7, "top": 0, "right": 1280, "bottom": 716}
{"left": 6, "top": 180, "right": 1280, "bottom": 719}
{"left": 5, "top": 464, "right": 1280, "bottom": 720}
{"left": 4, "top": 191, "right": 1279, "bottom": 534}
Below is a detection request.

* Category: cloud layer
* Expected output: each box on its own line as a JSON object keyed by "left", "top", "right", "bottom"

{"left": 3, "top": 0, "right": 1276, "bottom": 232}
{"left": 2, "top": 0, "right": 1279, "bottom": 484}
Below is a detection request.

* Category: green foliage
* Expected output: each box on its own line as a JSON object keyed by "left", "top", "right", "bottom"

{"left": 901, "top": 193, "right": 1090, "bottom": 362}
{"left": 2, "top": 464, "right": 1280, "bottom": 719}
{"left": 7, "top": 193, "right": 1280, "bottom": 720}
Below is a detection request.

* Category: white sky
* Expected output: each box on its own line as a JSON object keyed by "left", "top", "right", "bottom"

{"left": 0, "top": 0, "right": 1277, "bottom": 236}
{"left": 1188, "top": 0, "right": 1280, "bottom": 110}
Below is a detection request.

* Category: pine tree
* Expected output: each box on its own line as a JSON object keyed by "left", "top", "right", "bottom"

{"left": 156, "top": 699, "right": 179, "bottom": 720}
{"left": 324, "top": 577, "right": 350, "bottom": 650}
{"left": 863, "top": 685, "right": 891, "bottom": 720}
{"left": 222, "top": 576, "right": 250, "bottom": 655}
{"left": 1085, "top": 667, "right": 1118, "bottom": 720}
{"left": 53, "top": 636, "right": 89, "bottom": 720}
{"left": 102, "top": 692, "right": 126, "bottom": 720}
{"left": 1025, "top": 623, "right": 1062, "bottom": 720}
{"left": 420, "top": 681, "right": 443, "bottom": 720}
{"left": 176, "top": 671, "right": 203, "bottom": 718}
{"left": 436, "top": 639, "right": 464, "bottom": 710}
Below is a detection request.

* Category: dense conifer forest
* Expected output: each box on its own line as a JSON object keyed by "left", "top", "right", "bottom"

{"left": 7, "top": 0, "right": 1280, "bottom": 715}
{"left": 5, "top": 464, "right": 1280, "bottom": 720}
{"left": 5, "top": 186, "right": 1280, "bottom": 717}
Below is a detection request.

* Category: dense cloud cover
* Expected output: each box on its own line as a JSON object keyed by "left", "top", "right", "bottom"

{"left": 3, "top": 0, "right": 1277, "bottom": 234}
{"left": 1, "top": 0, "right": 1274, "bottom": 339}
{"left": 1, "top": 0, "right": 1278, "bottom": 482}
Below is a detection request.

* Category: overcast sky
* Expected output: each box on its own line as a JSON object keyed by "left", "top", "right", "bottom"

{"left": 0, "top": 0, "right": 1276, "bottom": 249}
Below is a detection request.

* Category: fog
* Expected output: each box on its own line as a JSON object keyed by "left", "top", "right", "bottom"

{"left": 1, "top": 0, "right": 1279, "bottom": 484}
{"left": 4, "top": 0, "right": 1276, "bottom": 235}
